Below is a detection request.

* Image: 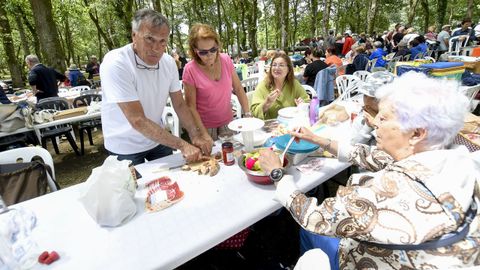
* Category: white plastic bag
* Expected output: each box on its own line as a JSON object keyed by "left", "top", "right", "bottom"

{"left": 0, "top": 207, "right": 38, "bottom": 270}
{"left": 79, "top": 156, "right": 137, "bottom": 227}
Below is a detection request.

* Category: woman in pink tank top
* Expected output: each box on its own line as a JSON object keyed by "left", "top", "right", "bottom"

{"left": 183, "top": 24, "right": 250, "bottom": 154}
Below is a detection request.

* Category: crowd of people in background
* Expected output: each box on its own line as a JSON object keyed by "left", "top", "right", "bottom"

{"left": 229, "top": 17, "right": 479, "bottom": 80}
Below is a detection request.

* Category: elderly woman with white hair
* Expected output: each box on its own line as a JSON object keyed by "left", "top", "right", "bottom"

{"left": 258, "top": 72, "right": 480, "bottom": 269}
{"left": 369, "top": 41, "right": 387, "bottom": 68}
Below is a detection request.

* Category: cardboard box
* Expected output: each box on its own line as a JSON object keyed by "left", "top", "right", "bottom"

{"left": 53, "top": 107, "right": 88, "bottom": 120}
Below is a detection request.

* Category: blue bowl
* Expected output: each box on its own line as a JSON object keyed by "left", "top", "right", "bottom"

{"left": 274, "top": 134, "right": 319, "bottom": 154}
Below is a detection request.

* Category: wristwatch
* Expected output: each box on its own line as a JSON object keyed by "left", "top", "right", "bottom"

{"left": 269, "top": 168, "right": 285, "bottom": 183}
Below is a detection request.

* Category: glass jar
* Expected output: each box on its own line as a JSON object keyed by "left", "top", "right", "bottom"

{"left": 222, "top": 142, "right": 235, "bottom": 166}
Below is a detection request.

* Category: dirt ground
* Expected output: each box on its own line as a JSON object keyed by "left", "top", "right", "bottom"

{"left": 51, "top": 128, "right": 108, "bottom": 188}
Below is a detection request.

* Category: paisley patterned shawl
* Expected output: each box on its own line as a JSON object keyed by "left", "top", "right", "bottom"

{"left": 285, "top": 144, "right": 480, "bottom": 269}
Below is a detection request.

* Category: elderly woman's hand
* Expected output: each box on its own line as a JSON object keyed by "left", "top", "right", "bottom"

{"left": 258, "top": 148, "right": 282, "bottom": 174}
{"left": 290, "top": 127, "right": 317, "bottom": 144}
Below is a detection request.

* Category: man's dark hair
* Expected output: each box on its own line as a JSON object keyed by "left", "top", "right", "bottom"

{"left": 461, "top": 18, "right": 472, "bottom": 25}
{"left": 312, "top": 49, "right": 324, "bottom": 58}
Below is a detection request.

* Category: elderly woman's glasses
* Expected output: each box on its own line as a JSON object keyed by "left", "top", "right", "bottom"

{"left": 134, "top": 51, "right": 159, "bottom": 71}
{"left": 196, "top": 47, "right": 218, "bottom": 56}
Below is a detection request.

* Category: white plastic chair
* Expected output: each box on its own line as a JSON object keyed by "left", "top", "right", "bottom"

{"left": 0, "top": 147, "right": 58, "bottom": 191}
{"left": 365, "top": 58, "right": 378, "bottom": 71}
{"left": 247, "top": 65, "right": 258, "bottom": 76}
{"left": 70, "top": 85, "right": 91, "bottom": 93}
{"left": 448, "top": 35, "right": 470, "bottom": 56}
{"left": 241, "top": 77, "right": 259, "bottom": 92}
{"left": 335, "top": 75, "right": 361, "bottom": 99}
{"left": 353, "top": 70, "right": 371, "bottom": 82}
{"left": 301, "top": 84, "right": 317, "bottom": 98}
{"left": 162, "top": 106, "right": 180, "bottom": 137}
{"left": 460, "top": 85, "right": 480, "bottom": 112}
{"left": 58, "top": 88, "right": 69, "bottom": 94}
{"left": 423, "top": 56, "right": 436, "bottom": 63}
{"left": 231, "top": 94, "right": 242, "bottom": 119}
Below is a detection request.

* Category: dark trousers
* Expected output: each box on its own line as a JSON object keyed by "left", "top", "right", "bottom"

{"left": 108, "top": 144, "right": 174, "bottom": 166}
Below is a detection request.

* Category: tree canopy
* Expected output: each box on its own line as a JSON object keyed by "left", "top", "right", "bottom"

{"left": 0, "top": 0, "right": 478, "bottom": 87}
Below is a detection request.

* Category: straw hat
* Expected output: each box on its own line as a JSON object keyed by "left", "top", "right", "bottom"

{"left": 441, "top": 24, "right": 451, "bottom": 30}
{"left": 69, "top": 64, "right": 79, "bottom": 70}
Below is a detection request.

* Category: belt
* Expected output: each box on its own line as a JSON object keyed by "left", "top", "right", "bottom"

{"left": 359, "top": 200, "right": 477, "bottom": 251}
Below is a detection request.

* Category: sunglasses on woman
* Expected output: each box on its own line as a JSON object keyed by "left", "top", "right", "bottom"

{"left": 196, "top": 47, "right": 218, "bottom": 56}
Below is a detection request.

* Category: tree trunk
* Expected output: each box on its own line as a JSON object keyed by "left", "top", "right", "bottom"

{"left": 63, "top": 14, "right": 75, "bottom": 65}
{"left": 283, "top": 0, "right": 289, "bottom": 50}
{"left": 280, "top": 0, "right": 286, "bottom": 50}
{"left": 84, "top": 0, "right": 115, "bottom": 50}
{"left": 247, "top": 0, "right": 258, "bottom": 57}
{"left": 0, "top": 0, "right": 25, "bottom": 87}
{"left": 366, "top": 0, "right": 378, "bottom": 34}
{"left": 421, "top": 0, "right": 429, "bottom": 32}
{"left": 216, "top": 0, "right": 222, "bottom": 40}
{"left": 153, "top": 0, "right": 162, "bottom": 13}
{"left": 262, "top": 0, "right": 268, "bottom": 49}
{"left": 407, "top": 0, "right": 420, "bottom": 26}
{"left": 322, "top": 0, "right": 332, "bottom": 36}
{"left": 220, "top": 0, "right": 231, "bottom": 52}
{"left": 435, "top": 0, "right": 448, "bottom": 30}
{"left": 169, "top": 0, "right": 174, "bottom": 50}
{"left": 16, "top": 4, "right": 41, "bottom": 59}
{"left": 29, "top": 0, "right": 66, "bottom": 71}
{"left": 466, "top": 0, "right": 473, "bottom": 18}
{"left": 14, "top": 15, "right": 30, "bottom": 57}
{"left": 191, "top": 0, "right": 204, "bottom": 22}
{"left": 309, "top": 0, "right": 318, "bottom": 38}
{"left": 240, "top": 1, "right": 247, "bottom": 50}
{"left": 113, "top": 0, "right": 134, "bottom": 43}
{"left": 291, "top": 0, "right": 300, "bottom": 47}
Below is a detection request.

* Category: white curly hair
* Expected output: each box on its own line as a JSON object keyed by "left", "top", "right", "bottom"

{"left": 375, "top": 72, "right": 468, "bottom": 149}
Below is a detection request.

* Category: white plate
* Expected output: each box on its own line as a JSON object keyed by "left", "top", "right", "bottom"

{"left": 278, "top": 107, "right": 301, "bottom": 119}
{"left": 228, "top": 118, "right": 264, "bottom": 132}
{"left": 234, "top": 130, "right": 270, "bottom": 146}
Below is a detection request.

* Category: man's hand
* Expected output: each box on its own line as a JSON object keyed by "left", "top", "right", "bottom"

{"left": 258, "top": 148, "right": 282, "bottom": 174}
{"left": 179, "top": 141, "right": 202, "bottom": 163}
{"left": 191, "top": 134, "right": 214, "bottom": 156}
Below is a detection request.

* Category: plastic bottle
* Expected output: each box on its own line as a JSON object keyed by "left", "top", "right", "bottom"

{"left": 309, "top": 97, "right": 319, "bottom": 125}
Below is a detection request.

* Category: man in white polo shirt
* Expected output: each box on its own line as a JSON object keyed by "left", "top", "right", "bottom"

{"left": 101, "top": 9, "right": 211, "bottom": 165}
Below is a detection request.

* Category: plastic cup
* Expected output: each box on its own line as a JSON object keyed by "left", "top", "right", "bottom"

{"left": 242, "top": 131, "right": 254, "bottom": 152}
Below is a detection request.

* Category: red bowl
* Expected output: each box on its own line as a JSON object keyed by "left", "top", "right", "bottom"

{"left": 237, "top": 154, "right": 290, "bottom": 185}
